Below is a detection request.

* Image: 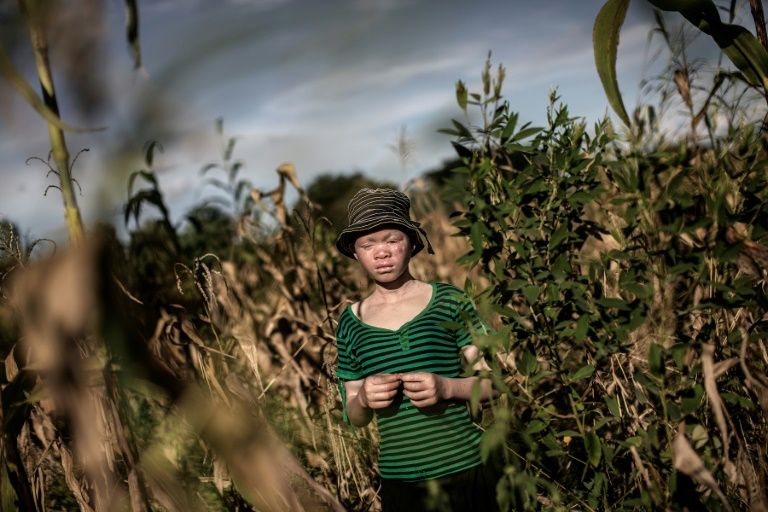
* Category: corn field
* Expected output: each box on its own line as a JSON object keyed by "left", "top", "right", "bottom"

{"left": 3, "top": 0, "right": 768, "bottom": 510}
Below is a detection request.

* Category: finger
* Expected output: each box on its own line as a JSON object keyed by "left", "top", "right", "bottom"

{"left": 402, "top": 380, "right": 429, "bottom": 392}
{"left": 370, "top": 389, "right": 398, "bottom": 402}
{"left": 409, "top": 397, "right": 437, "bottom": 408}
{"left": 366, "top": 384, "right": 400, "bottom": 398}
{"left": 372, "top": 373, "right": 402, "bottom": 384}
{"left": 399, "top": 372, "right": 426, "bottom": 382}
{"left": 369, "top": 394, "right": 397, "bottom": 407}
{"left": 374, "top": 380, "right": 402, "bottom": 392}
{"left": 403, "top": 389, "right": 435, "bottom": 401}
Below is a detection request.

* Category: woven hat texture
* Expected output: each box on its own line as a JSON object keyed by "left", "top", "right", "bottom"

{"left": 335, "top": 188, "right": 433, "bottom": 259}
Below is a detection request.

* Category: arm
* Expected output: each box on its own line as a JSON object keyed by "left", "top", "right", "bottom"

{"left": 343, "top": 374, "right": 401, "bottom": 427}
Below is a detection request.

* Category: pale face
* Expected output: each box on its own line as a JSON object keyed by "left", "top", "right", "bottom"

{"left": 353, "top": 228, "right": 412, "bottom": 283}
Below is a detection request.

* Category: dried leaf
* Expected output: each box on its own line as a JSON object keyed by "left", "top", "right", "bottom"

{"left": 277, "top": 162, "right": 303, "bottom": 194}
{"left": 4, "top": 346, "right": 18, "bottom": 382}
{"left": 672, "top": 424, "right": 733, "bottom": 512}
{"left": 702, "top": 343, "right": 730, "bottom": 459}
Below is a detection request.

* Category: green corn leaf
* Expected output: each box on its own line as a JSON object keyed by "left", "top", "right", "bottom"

{"left": 649, "top": 0, "right": 768, "bottom": 89}
{"left": 593, "top": 0, "right": 631, "bottom": 127}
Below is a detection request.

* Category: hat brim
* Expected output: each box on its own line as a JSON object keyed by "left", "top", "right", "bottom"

{"left": 335, "top": 221, "right": 425, "bottom": 259}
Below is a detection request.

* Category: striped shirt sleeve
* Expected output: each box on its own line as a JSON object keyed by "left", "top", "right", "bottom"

{"left": 335, "top": 309, "right": 364, "bottom": 381}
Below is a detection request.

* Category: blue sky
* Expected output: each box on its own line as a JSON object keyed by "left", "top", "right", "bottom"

{"left": 0, "top": 0, "right": 723, "bottom": 240}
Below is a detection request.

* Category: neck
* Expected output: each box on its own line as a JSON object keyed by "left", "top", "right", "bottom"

{"left": 372, "top": 271, "right": 416, "bottom": 300}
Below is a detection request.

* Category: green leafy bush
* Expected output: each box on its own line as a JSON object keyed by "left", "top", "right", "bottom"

{"left": 447, "top": 58, "right": 768, "bottom": 511}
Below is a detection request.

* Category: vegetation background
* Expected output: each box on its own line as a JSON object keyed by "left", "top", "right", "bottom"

{"left": 1, "top": 0, "right": 768, "bottom": 510}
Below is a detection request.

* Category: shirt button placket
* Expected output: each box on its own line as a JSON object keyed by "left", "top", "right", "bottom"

{"left": 398, "top": 328, "right": 410, "bottom": 351}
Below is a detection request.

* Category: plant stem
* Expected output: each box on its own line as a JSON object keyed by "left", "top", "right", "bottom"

{"left": 749, "top": 0, "right": 768, "bottom": 50}
{"left": 22, "top": 0, "right": 84, "bottom": 244}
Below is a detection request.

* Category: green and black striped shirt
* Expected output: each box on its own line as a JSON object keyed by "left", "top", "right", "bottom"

{"left": 336, "top": 282, "right": 484, "bottom": 481}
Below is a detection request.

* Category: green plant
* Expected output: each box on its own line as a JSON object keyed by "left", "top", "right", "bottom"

{"left": 446, "top": 57, "right": 768, "bottom": 510}
{"left": 594, "top": 0, "right": 768, "bottom": 128}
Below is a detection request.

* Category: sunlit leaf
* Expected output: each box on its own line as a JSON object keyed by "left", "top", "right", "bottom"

{"left": 593, "top": 0, "right": 631, "bottom": 126}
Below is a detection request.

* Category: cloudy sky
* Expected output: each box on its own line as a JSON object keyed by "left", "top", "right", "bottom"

{"left": 0, "top": 0, "right": 718, "bottom": 240}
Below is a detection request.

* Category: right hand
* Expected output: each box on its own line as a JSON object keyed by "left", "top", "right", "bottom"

{"left": 357, "top": 374, "right": 401, "bottom": 409}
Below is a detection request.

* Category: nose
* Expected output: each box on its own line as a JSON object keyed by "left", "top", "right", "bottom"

{"left": 374, "top": 242, "right": 390, "bottom": 258}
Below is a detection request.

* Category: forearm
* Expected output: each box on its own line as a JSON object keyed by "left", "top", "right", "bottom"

{"left": 345, "top": 392, "right": 375, "bottom": 427}
{"left": 443, "top": 376, "right": 495, "bottom": 403}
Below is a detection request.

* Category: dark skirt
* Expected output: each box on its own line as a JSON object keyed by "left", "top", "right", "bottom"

{"left": 379, "top": 463, "right": 500, "bottom": 512}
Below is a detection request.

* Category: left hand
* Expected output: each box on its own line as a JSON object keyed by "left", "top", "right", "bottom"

{"left": 400, "top": 372, "right": 450, "bottom": 408}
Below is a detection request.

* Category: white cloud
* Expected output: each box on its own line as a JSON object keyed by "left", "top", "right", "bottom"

{"left": 257, "top": 50, "right": 479, "bottom": 119}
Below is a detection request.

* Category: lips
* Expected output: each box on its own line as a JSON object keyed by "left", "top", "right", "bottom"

{"left": 375, "top": 265, "right": 394, "bottom": 271}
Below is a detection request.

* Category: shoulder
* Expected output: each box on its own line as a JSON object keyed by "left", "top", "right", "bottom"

{"left": 433, "top": 282, "right": 469, "bottom": 301}
{"left": 336, "top": 303, "right": 356, "bottom": 334}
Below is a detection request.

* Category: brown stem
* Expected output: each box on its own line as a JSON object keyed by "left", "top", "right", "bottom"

{"left": 20, "top": 0, "right": 84, "bottom": 244}
{"left": 2, "top": 431, "right": 40, "bottom": 511}
{"left": 750, "top": 0, "right": 768, "bottom": 51}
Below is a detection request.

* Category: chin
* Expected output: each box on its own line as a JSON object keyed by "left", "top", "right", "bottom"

{"left": 371, "top": 270, "right": 405, "bottom": 283}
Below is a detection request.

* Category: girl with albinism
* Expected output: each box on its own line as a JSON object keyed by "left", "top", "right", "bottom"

{"left": 334, "top": 188, "right": 499, "bottom": 511}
